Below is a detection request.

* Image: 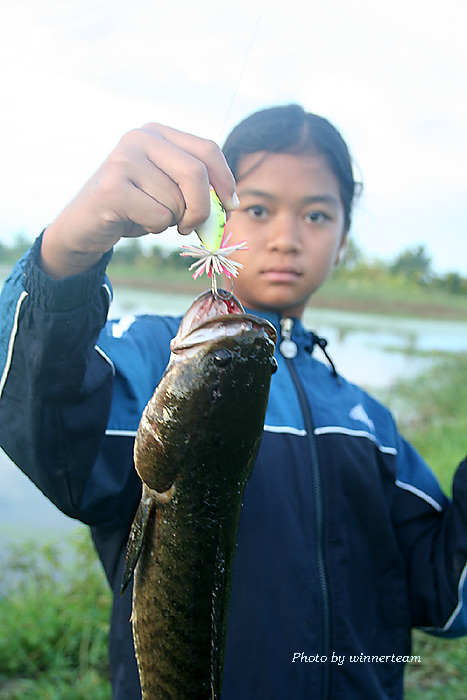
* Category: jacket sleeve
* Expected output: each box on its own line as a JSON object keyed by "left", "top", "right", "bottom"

{"left": 393, "top": 434, "right": 467, "bottom": 637}
{"left": 0, "top": 234, "right": 116, "bottom": 523}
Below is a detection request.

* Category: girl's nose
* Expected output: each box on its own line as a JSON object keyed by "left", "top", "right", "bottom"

{"left": 267, "top": 214, "right": 302, "bottom": 252}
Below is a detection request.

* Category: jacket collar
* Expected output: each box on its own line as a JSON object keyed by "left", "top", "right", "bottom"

{"left": 243, "top": 306, "right": 338, "bottom": 378}
{"left": 243, "top": 307, "right": 313, "bottom": 353}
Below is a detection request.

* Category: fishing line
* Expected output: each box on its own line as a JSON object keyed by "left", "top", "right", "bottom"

{"left": 184, "top": 1, "right": 268, "bottom": 292}
{"left": 217, "top": 0, "right": 268, "bottom": 144}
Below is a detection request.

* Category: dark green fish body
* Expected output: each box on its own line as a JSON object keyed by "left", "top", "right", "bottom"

{"left": 122, "top": 290, "right": 277, "bottom": 699}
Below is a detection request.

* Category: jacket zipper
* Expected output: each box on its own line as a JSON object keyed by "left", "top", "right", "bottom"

{"left": 280, "top": 318, "right": 332, "bottom": 699}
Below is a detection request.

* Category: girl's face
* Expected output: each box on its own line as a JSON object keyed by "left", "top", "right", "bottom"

{"left": 225, "top": 152, "right": 347, "bottom": 318}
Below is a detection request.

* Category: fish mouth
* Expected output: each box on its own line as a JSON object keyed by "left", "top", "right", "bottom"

{"left": 171, "top": 313, "right": 276, "bottom": 354}
{"left": 171, "top": 290, "right": 276, "bottom": 355}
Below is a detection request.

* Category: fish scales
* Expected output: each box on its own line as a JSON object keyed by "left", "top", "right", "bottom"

{"left": 122, "top": 290, "right": 277, "bottom": 699}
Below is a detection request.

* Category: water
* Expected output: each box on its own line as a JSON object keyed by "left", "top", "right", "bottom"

{"left": 301, "top": 306, "right": 467, "bottom": 388}
{"left": 1, "top": 284, "right": 466, "bottom": 541}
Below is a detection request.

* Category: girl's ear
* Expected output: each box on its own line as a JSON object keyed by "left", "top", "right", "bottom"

{"left": 334, "top": 231, "right": 348, "bottom": 266}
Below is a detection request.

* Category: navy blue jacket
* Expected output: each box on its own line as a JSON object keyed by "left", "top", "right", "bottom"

{"left": 1, "top": 237, "right": 467, "bottom": 699}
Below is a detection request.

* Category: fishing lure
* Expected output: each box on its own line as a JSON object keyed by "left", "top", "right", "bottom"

{"left": 181, "top": 187, "right": 248, "bottom": 293}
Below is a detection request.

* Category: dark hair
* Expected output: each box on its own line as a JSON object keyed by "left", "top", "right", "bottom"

{"left": 223, "top": 104, "right": 361, "bottom": 232}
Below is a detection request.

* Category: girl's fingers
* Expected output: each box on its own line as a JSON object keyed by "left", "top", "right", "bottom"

{"left": 138, "top": 124, "right": 238, "bottom": 233}
{"left": 41, "top": 122, "right": 238, "bottom": 278}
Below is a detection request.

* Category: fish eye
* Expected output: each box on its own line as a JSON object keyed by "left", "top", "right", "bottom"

{"left": 270, "top": 356, "right": 278, "bottom": 374}
{"left": 213, "top": 348, "right": 233, "bottom": 366}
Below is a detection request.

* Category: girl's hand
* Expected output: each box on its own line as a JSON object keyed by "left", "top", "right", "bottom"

{"left": 41, "top": 123, "right": 238, "bottom": 278}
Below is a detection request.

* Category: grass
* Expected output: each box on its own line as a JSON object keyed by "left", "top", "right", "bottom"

{"left": 0, "top": 355, "right": 466, "bottom": 698}
{"left": 384, "top": 353, "right": 467, "bottom": 495}
{"left": 405, "top": 631, "right": 467, "bottom": 700}
{"left": 0, "top": 532, "right": 112, "bottom": 699}
{"left": 312, "top": 275, "right": 467, "bottom": 320}
{"left": 386, "top": 353, "right": 467, "bottom": 698}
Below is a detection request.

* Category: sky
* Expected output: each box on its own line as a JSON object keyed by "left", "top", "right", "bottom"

{"left": 1, "top": 0, "right": 466, "bottom": 273}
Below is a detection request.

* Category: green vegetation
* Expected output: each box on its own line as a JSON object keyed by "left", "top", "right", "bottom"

{"left": 0, "top": 532, "right": 112, "bottom": 699}
{"left": 106, "top": 239, "right": 467, "bottom": 320}
{"left": 0, "top": 234, "right": 31, "bottom": 268}
{"left": 386, "top": 353, "right": 467, "bottom": 496}
{"left": 388, "top": 353, "right": 467, "bottom": 698}
{"left": 313, "top": 241, "right": 467, "bottom": 319}
{"left": 1, "top": 236, "right": 466, "bottom": 320}
{"left": 406, "top": 631, "right": 467, "bottom": 700}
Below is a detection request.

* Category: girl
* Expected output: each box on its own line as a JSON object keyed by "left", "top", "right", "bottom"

{"left": 1, "top": 105, "right": 466, "bottom": 699}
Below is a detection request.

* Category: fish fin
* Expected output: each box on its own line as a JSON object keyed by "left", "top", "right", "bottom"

{"left": 120, "top": 488, "right": 154, "bottom": 595}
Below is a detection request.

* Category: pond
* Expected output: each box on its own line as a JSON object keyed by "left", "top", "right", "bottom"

{"left": 1, "top": 284, "right": 466, "bottom": 541}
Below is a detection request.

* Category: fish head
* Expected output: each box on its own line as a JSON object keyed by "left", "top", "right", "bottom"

{"left": 170, "top": 289, "right": 277, "bottom": 363}
{"left": 139, "top": 290, "right": 277, "bottom": 492}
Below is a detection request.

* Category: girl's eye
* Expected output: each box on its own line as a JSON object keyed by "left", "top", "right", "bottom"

{"left": 246, "top": 205, "right": 268, "bottom": 219}
{"left": 305, "top": 211, "right": 330, "bottom": 224}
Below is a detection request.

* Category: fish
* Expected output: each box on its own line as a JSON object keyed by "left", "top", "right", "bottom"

{"left": 121, "top": 288, "right": 277, "bottom": 700}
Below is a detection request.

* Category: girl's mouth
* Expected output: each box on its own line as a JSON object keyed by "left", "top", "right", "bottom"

{"left": 261, "top": 268, "right": 302, "bottom": 283}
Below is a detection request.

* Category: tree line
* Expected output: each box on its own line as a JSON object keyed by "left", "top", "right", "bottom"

{"left": 1, "top": 232, "right": 466, "bottom": 295}
{"left": 107, "top": 236, "right": 467, "bottom": 295}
